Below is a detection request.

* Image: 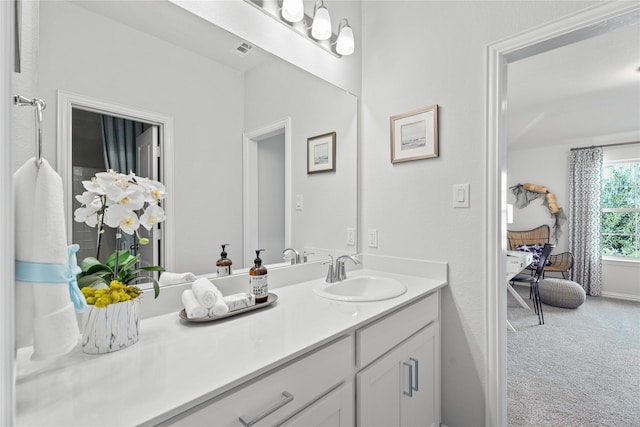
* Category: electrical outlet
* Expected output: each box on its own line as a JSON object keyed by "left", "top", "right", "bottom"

{"left": 368, "top": 229, "right": 378, "bottom": 248}
{"left": 346, "top": 228, "right": 355, "bottom": 246}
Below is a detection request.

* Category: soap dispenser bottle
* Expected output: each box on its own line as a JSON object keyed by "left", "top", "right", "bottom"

{"left": 249, "top": 249, "right": 268, "bottom": 303}
{"left": 216, "top": 244, "right": 232, "bottom": 277}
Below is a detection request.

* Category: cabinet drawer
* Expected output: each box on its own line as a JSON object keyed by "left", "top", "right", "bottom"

{"left": 167, "top": 335, "right": 353, "bottom": 426}
{"left": 356, "top": 292, "right": 438, "bottom": 368}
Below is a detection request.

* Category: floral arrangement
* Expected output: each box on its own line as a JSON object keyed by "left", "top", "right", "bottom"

{"left": 81, "top": 280, "right": 141, "bottom": 308}
{"left": 74, "top": 169, "right": 166, "bottom": 301}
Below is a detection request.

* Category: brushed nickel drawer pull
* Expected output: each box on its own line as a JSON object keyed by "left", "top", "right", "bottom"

{"left": 239, "top": 391, "right": 294, "bottom": 426}
{"left": 410, "top": 357, "right": 419, "bottom": 392}
{"left": 403, "top": 362, "right": 413, "bottom": 397}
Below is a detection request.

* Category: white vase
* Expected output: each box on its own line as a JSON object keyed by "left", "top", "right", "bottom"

{"left": 81, "top": 299, "right": 140, "bottom": 354}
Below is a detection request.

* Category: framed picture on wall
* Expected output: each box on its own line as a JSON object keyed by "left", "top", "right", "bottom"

{"left": 307, "top": 132, "right": 336, "bottom": 174}
{"left": 390, "top": 104, "right": 439, "bottom": 163}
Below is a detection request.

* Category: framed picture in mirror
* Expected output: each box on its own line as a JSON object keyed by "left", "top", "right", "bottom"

{"left": 390, "top": 104, "right": 439, "bottom": 163}
{"left": 307, "top": 132, "right": 336, "bottom": 173}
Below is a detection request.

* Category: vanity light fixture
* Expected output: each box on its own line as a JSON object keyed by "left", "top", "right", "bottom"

{"left": 311, "top": 0, "right": 332, "bottom": 41}
{"left": 336, "top": 19, "right": 354, "bottom": 56}
{"left": 281, "top": 0, "right": 304, "bottom": 23}
{"left": 244, "top": 0, "right": 355, "bottom": 57}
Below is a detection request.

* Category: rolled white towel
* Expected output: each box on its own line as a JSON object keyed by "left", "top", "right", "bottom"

{"left": 191, "top": 278, "right": 220, "bottom": 308}
{"left": 209, "top": 299, "right": 230, "bottom": 317}
{"left": 182, "top": 289, "right": 208, "bottom": 319}
{"left": 159, "top": 272, "right": 197, "bottom": 285}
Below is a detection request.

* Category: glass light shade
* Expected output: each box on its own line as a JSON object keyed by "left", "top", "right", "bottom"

{"left": 282, "top": 0, "right": 304, "bottom": 23}
{"left": 336, "top": 24, "right": 354, "bottom": 55}
{"left": 311, "top": 6, "right": 332, "bottom": 40}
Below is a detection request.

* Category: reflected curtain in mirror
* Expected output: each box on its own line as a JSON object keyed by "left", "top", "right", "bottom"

{"left": 100, "top": 115, "right": 144, "bottom": 253}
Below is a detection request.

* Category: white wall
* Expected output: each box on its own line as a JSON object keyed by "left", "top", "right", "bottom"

{"left": 509, "top": 143, "right": 640, "bottom": 301}
{"left": 12, "top": 0, "right": 38, "bottom": 169}
{"left": 244, "top": 57, "right": 358, "bottom": 259}
{"left": 360, "top": 2, "right": 597, "bottom": 425}
{"left": 36, "top": 1, "right": 245, "bottom": 275}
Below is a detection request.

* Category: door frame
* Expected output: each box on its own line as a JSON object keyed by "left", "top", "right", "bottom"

{"left": 484, "top": 2, "right": 640, "bottom": 425}
{"left": 243, "top": 117, "right": 292, "bottom": 267}
{"left": 57, "top": 90, "right": 175, "bottom": 272}
{"left": 1, "top": 1, "right": 15, "bottom": 424}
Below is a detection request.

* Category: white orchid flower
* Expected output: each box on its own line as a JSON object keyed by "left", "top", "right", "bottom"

{"left": 136, "top": 177, "right": 167, "bottom": 202}
{"left": 104, "top": 184, "right": 145, "bottom": 211}
{"left": 75, "top": 190, "right": 105, "bottom": 208}
{"left": 96, "top": 170, "right": 135, "bottom": 189}
{"left": 104, "top": 204, "right": 140, "bottom": 235}
{"left": 74, "top": 206, "right": 100, "bottom": 227}
{"left": 82, "top": 177, "right": 106, "bottom": 195}
{"left": 140, "top": 205, "right": 166, "bottom": 230}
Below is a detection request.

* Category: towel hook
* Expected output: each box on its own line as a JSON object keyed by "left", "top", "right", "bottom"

{"left": 14, "top": 95, "right": 47, "bottom": 168}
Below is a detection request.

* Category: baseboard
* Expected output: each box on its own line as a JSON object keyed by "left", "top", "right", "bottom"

{"left": 600, "top": 291, "right": 640, "bottom": 303}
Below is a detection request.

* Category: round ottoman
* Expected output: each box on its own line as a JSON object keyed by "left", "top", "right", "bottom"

{"left": 538, "top": 278, "right": 586, "bottom": 308}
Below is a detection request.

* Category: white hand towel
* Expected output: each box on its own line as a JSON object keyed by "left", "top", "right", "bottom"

{"left": 159, "top": 271, "right": 197, "bottom": 285}
{"left": 209, "top": 299, "right": 230, "bottom": 317}
{"left": 192, "top": 278, "right": 220, "bottom": 308}
{"left": 14, "top": 158, "right": 80, "bottom": 360}
{"left": 181, "top": 289, "right": 208, "bottom": 319}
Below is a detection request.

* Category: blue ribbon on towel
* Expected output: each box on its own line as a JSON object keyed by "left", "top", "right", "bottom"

{"left": 15, "top": 244, "right": 87, "bottom": 312}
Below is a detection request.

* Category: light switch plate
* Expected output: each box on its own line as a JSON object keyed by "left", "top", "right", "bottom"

{"left": 368, "top": 229, "right": 378, "bottom": 248}
{"left": 346, "top": 228, "right": 355, "bottom": 246}
{"left": 295, "top": 194, "right": 303, "bottom": 211}
{"left": 453, "top": 184, "right": 470, "bottom": 208}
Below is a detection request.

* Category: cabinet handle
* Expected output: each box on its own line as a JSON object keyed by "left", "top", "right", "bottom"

{"left": 238, "top": 391, "right": 294, "bottom": 427}
{"left": 403, "top": 361, "right": 413, "bottom": 397}
{"left": 409, "top": 357, "right": 419, "bottom": 392}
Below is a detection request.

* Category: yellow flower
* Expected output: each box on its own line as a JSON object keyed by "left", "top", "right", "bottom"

{"left": 81, "top": 287, "right": 95, "bottom": 297}
{"left": 95, "top": 297, "right": 112, "bottom": 308}
{"left": 81, "top": 280, "right": 141, "bottom": 307}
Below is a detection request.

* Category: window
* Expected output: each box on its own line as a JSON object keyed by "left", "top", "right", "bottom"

{"left": 602, "top": 161, "right": 640, "bottom": 258}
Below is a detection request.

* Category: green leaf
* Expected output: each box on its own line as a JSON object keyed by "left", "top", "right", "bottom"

{"left": 86, "top": 263, "right": 112, "bottom": 275}
{"left": 78, "top": 275, "right": 109, "bottom": 288}
{"left": 80, "top": 257, "right": 103, "bottom": 273}
{"left": 106, "top": 250, "right": 131, "bottom": 268}
{"left": 138, "top": 266, "right": 165, "bottom": 272}
{"left": 119, "top": 253, "right": 141, "bottom": 272}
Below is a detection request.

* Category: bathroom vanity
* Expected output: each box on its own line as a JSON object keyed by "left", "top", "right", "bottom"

{"left": 15, "top": 255, "right": 446, "bottom": 426}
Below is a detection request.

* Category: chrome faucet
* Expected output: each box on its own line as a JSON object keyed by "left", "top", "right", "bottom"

{"left": 282, "top": 248, "right": 301, "bottom": 265}
{"left": 325, "top": 254, "right": 360, "bottom": 283}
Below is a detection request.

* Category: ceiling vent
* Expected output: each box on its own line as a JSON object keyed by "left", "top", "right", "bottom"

{"left": 234, "top": 42, "right": 254, "bottom": 56}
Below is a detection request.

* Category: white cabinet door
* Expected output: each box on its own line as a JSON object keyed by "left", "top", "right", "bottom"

{"left": 357, "top": 323, "right": 439, "bottom": 427}
{"left": 405, "top": 323, "right": 439, "bottom": 427}
{"left": 279, "top": 383, "right": 354, "bottom": 427}
{"left": 357, "top": 344, "right": 404, "bottom": 427}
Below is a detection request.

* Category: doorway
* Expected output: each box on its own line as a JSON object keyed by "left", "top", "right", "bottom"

{"left": 58, "top": 90, "right": 176, "bottom": 278}
{"left": 485, "top": 2, "right": 640, "bottom": 425}
{"left": 243, "top": 118, "right": 292, "bottom": 268}
{"left": 71, "top": 108, "right": 161, "bottom": 267}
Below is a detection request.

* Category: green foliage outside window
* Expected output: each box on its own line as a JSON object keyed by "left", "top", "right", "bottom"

{"left": 602, "top": 162, "right": 639, "bottom": 258}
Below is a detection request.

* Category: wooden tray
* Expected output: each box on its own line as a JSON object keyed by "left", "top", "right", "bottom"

{"left": 178, "top": 293, "right": 279, "bottom": 322}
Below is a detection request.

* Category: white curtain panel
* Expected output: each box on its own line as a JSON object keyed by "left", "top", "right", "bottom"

{"left": 568, "top": 147, "right": 603, "bottom": 296}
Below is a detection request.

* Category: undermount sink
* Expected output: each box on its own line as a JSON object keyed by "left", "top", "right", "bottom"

{"left": 313, "top": 275, "right": 407, "bottom": 302}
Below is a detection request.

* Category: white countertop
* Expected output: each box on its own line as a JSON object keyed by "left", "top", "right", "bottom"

{"left": 16, "top": 268, "right": 446, "bottom": 426}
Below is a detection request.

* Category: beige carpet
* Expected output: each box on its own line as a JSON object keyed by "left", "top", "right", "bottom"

{"left": 507, "top": 285, "right": 640, "bottom": 427}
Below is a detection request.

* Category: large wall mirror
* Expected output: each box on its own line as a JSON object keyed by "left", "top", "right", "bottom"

{"left": 34, "top": 0, "right": 358, "bottom": 276}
